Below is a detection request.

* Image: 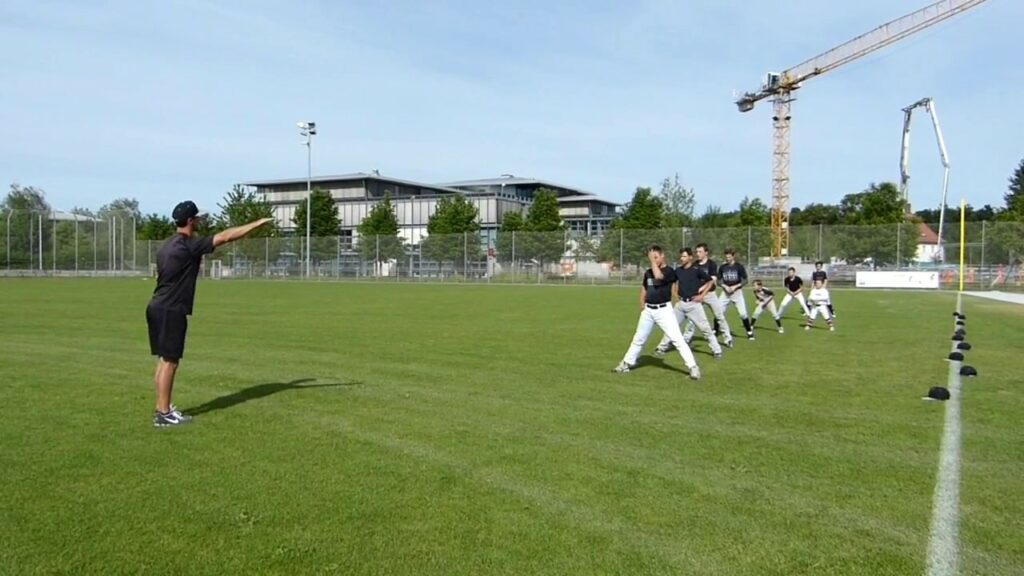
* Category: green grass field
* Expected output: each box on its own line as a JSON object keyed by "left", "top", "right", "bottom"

{"left": 1, "top": 279, "right": 1021, "bottom": 575}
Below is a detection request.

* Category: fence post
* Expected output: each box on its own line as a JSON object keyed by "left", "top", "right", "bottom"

{"left": 74, "top": 219, "right": 79, "bottom": 274}
{"left": 980, "top": 221, "right": 986, "bottom": 288}
{"left": 896, "top": 222, "right": 901, "bottom": 267}
{"left": 619, "top": 228, "right": 624, "bottom": 284}
{"left": 747, "top": 226, "right": 752, "bottom": 265}
{"left": 464, "top": 232, "right": 468, "bottom": 282}
{"left": 52, "top": 219, "right": 56, "bottom": 272}
{"left": 818, "top": 224, "right": 823, "bottom": 261}
{"left": 512, "top": 230, "right": 516, "bottom": 282}
{"left": 38, "top": 213, "right": 43, "bottom": 272}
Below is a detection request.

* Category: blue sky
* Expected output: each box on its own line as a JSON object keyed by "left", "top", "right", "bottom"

{"left": 1, "top": 0, "right": 1021, "bottom": 218}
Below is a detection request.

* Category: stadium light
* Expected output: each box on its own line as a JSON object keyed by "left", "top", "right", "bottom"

{"left": 298, "top": 121, "right": 316, "bottom": 278}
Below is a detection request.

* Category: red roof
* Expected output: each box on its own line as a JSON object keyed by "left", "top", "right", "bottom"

{"left": 917, "top": 223, "right": 939, "bottom": 244}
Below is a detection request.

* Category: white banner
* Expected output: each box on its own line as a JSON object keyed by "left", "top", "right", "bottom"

{"left": 856, "top": 271, "right": 940, "bottom": 289}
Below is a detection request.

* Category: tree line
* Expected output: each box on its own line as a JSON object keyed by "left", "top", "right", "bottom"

{"left": 3, "top": 157, "right": 1022, "bottom": 268}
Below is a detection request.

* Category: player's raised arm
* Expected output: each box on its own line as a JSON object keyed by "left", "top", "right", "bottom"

{"left": 213, "top": 217, "right": 275, "bottom": 248}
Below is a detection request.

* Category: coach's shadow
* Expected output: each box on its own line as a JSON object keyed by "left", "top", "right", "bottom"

{"left": 181, "top": 378, "right": 361, "bottom": 416}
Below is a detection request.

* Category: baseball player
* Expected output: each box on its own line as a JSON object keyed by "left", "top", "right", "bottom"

{"left": 811, "top": 261, "right": 836, "bottom": 318}
{"left": 654, "top": 247, "right": 723, "bottom": 359}
{"left": 613, "top": 245, "right": 701, "bottom": 380}
{"left": 777, "top": 267, "right": 812, "bottom": 319}
{"left": 749, "top": 279, "right": 785, "bottom": 333}
{"left": 805, "top": 278, "right": 835, "bottom": 331}
{"left": 677, "top": 243, "right": 733, "bottom": 348}
{"left": 716, "top": 247, "right": 754, "bottom": 340}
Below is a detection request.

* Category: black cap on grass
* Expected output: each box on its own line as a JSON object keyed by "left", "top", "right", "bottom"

{"left": 952, "top": 334, "right": 964, "bottom": 341}
{"left": 923, "top": 387, "right": 951, "bottom": 401}
{"left": 947, "top": 352, "right": 964, "bottom": 362}
{"left": 957, "top": 342, "right": 972, "bottom": 351}
{"left": 956, "top": 320, "right": 966, "bottom": 327}
{"left": 960, "top": 365, "right": 978, "bottom": 377}
{"left": 958, "top": 314, "right": 967, "bottom": 320}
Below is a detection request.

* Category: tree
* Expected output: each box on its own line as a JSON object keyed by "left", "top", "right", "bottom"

{"left": 1, "top": 184, "right": 51, "bottom": 268}
{"left": 832, "top": 182, "right": 918, "bottom": 266}
{"left": 696, "top": 204, "right": 737, "bottom": 228}
{"left": 658, "top": 173, "right": 696, "bottom": 228}
{"left": 1000, "top": 158, "right": 1024, "bottom": 221}
{"left": 293, "top": 188, "right": 342, "bottom": 265}
{"left": 421, "top": 195, "right": 481, "bottom": 273}
{"left": 138, "top": 214, "right": 176, "bottom": 241}
{"left": 216, "top": 185, "right": 279, "bottom": 267}
{"left": 737, "top": 196, "right": 770, "bottom": 227}
{"left": 790, "top": 203, "right": 841, "bottom": 226}
{"left": 496, "top": 210, "right": 525, "bottom": 263}
{"left": 597, "top": 187, "right": 673, "bottom": 267}
{"left": 520, "top": 188, "right": 566, "bottom": 268}
{"left": 357, "top": 193, "right": 405, "bottom": 265}
{"left": 98, "top": 197, "right": 142, "bottom": 222}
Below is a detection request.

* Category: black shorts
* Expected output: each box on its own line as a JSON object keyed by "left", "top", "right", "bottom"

{"left": 146, "top": 305, "right": 188, "bottom": 361}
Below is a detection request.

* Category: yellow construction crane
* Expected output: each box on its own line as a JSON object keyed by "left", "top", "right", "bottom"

{"left": 735, "top": 0, "right": 987, "bottom": 259}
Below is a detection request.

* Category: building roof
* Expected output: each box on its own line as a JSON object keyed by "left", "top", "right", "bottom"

{"left": 917, "top": 222, "right": 940, "bottom": 244}
{"left": 557, "top": 194, "right": 620, "bottom": 206}
{"left": 239, "top": 172, "right": 468, "bottom": 195}
{"left": 438, "top": 176, "right": 592, "bottom": 195}
{"left": 49, "top": 210, "right": 101, "bottom": 222}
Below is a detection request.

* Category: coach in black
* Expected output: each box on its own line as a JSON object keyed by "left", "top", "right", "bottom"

{"left": 147, "top": 200, "right": 273, "bottom": 427}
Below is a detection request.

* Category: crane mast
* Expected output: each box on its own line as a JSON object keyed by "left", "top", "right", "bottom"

{"left": 735, "top": 0, "right": 986, "bottom": 259}
{"left": 900, "top": 97, "right": 951, "bottom": 261}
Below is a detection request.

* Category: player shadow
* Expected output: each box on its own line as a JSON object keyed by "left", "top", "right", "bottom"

{"left": 637, "top": 355, "right": 705, "bottom": 375}
{"left": 181, "top": 378, "right": 361, "bottom": 416}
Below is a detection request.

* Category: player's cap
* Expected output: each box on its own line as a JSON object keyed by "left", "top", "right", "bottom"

{"left": 172, "top": 200, "right": 207, "bottom": 226}
{"left": 922, "top": 386, "right": 950, "bottom": 401}
{"left": 954, "top": 328, "right": 966, "bottom": 337}
{"left": 957, "top": 314, "right": 967, "bottom": 320}
{"left": 947, "top": 351, "right": 964, "bottom": 362}
{"left": 956, "top": 342, "right": 972, "bottom": 351}
{"left": 959, "top": 365, "right": 977, "bottom": 377}
{"left": 951, "top": 333, "right": 964, "bottom": 342}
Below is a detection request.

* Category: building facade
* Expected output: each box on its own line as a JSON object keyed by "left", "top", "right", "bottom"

{"left": 239, "top": 173, "right": 620, "bottom": 247}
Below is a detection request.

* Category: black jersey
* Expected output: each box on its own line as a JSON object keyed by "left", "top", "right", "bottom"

{"left": 676, "top": 264, "right": 712, "bottom": 299}
{"left": 811, "top": 270, "right": 828, "bottom": 284}
{"left": 695, "top": 258, "right": 718, "bottom": 280}
{"left": 753, "top": 286, "right": 774, "bottom": 303}
{"left": 718, "top": 262, "right": 747, "bottom": 287}
{"left": 784, "top": 275, "right": 803, "bottom": 294}
{"left": 642, "top": 265, "right": 677, "bottom": 305}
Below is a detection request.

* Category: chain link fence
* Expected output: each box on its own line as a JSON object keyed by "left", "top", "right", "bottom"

{"left": 2, "top": 212, "right": 1023, "bottom": 289}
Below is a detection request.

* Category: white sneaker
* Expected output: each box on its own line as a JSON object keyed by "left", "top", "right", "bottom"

{"left": 778, "top": 327, "right": 785, "bottom": 334}
{"left": 829, "top": 325, "right": 835, "bottom": 332}
{"left": 688, "top": 365, "right": 701, "bottom": 380}
{"left": 613, "top": 362, "right": 631, "bottom": 373}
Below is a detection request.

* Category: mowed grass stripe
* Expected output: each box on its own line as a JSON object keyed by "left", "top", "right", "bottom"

{"left": 0, "top": 279, "right": 1020, "bottom": 575}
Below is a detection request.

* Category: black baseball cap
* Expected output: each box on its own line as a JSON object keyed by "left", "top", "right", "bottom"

{"left": 172, "top": 201, "right": 207, "bottom": 226}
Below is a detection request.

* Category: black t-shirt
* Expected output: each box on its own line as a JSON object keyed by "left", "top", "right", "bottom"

{"left": 811, "top": 270, "right": 828, "bottom": 283}
{"left": 676, "top": 264, "right": 711, "bottom": 299}
{"left": 149, "top": 233, "right": 216, "bottom": 314}
{"left": 784, "top": 275, "right": 803, "bottom": 293}
{"left": 754, "top": 286, "right": 774, "bottom": 302}
{"left": 718, "top": 262, "right": 747, "bottom": 287}
{"left": 642, "top": 266, "right": 677, "bottom": 305}
{"left": 696, "top": 258, "right": 718, "bottom": 280}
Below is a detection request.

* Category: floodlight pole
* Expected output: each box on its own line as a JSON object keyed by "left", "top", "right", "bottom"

{"left": 298, "top": 121, "right": 317, "bottom": 278}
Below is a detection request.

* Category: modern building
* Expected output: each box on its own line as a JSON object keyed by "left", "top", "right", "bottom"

{"left": 239, "top": 173, "right": 620, "bottom": 246}
{"left": 440, "top": 177, "right": 619, "bottom": 237}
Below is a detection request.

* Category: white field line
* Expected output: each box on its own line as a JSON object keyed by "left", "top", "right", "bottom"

{"left": 926, "top": 292, "right": 964, "bottom": 576}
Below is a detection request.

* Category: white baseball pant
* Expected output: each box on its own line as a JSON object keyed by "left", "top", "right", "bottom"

{"left": 656, "top": 299, "right": 723, "bottom": 355}
{"left": 751, "top": 299, "right": 780, "bottom": 322}
{"left": 778, "top": 292, "right": 811, "bottom": 317}
{"left": 622, "top": 303, "right": 698, "bottom": 369}
{"left": 717, "top": 288, "right": 749, "bottom": 319}
{"left": 807, "top": 301, "right": 832, "bottom": 322}
{"left": 680, "top": 292, "right": 732, "bottom": 344}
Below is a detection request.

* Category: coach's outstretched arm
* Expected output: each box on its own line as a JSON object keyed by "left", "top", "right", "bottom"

{"left": 213, "top": 217, "right": 275, "bottom": 247}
